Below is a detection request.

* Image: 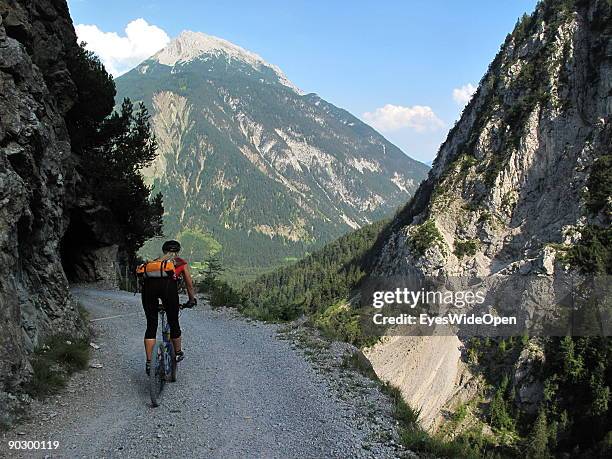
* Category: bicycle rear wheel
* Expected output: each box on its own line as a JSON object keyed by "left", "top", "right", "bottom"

{"left": 149, "top": 342, "right": 165, "bottom": 407}
{"left": 167, "top": 342, "right": 177, "bottom": 383}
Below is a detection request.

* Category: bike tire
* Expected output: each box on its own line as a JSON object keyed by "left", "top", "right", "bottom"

{"left": 167, "top": 342, "right": 177, "bottom": 383}
{"left": 149, "top": 342, "right": 164, "bottom": 407}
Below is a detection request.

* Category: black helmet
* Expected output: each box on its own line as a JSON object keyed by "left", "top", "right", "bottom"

{"left": 162, "top": 240, "right": 181, "bottom": 253}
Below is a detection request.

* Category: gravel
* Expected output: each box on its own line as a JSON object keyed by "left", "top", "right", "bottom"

{"left": 1, "top": 287, "right": 411, "bottom": 458}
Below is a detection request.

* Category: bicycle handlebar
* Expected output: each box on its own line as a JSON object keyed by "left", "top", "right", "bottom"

{"left": 181, "top": 298, "right": 197, "bottom": 309}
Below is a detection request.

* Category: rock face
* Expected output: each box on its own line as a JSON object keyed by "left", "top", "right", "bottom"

{"left": 115, "top": 31, "right": 429, "bottom": 268}
{"left": 366, "top": 0, "right": 611, "bottom": 429}
{"left": 0, "top": 0, "right": 122, "bottom": 422}
{"left": 364, "top": 335, "right": 465, "bottom": 429}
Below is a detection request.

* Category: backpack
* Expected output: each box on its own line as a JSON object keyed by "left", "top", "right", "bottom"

{"left": 135, "top": 259, "right": 177, "bottom": 279}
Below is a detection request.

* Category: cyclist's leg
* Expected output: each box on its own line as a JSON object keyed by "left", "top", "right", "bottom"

{"left": 163, "top": 280, "right": 182, "bottom": 355}
{"left": 142, "top": 281, "right": 159, "bottom": 361}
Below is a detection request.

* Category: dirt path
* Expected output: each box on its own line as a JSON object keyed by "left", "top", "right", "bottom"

{"left": 1, "top": 287, "right": 403, "bottom": 458}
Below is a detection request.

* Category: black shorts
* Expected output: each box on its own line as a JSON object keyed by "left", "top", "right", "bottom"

{"left": 141, "top": 278, "right": 181, "bottom": 339}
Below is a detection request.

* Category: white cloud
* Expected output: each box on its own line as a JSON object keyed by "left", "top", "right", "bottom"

{"left": 362, "top": 104, "right": 444, "bottom": 133}
{"left": 452, "top": 83, "right": 477, "bottom": 106}
{"left": 75, "top": 18, "right": 170, "bottom": 76}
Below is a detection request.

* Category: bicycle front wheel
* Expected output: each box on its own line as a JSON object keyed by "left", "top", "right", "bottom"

{"left": 149, "top": 342, "right": 165, "bottom": 407}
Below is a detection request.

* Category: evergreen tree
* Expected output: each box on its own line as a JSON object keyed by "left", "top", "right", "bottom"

{"left": 204, "top": 256, "right": 225, "bottom": 282}
{"left": 526, "top": 410, "right": 550, "bottom": 459}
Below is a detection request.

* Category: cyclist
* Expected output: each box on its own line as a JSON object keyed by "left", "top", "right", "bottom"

{"left": 139, "top": 240, "right": 196, "bottom": 375}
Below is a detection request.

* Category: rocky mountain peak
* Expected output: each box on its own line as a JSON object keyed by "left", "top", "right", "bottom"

{"left": 152, "top": 30, "right": 301, "bottom": 92}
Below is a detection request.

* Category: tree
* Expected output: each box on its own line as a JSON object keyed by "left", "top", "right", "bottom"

{"left": 66, "top": 42, "right": 115, "bottom": 155}
{"left": 526, "top": 410, "right": 550, "bottom": 458}
{"left": 203, "top": 256, "right": 225, "bottom": 283}
{"left": 66, "top": 43, "right": 164, "bottom": 266}
{"left": 489, "top": 375, "right": 515, "bottom": 431}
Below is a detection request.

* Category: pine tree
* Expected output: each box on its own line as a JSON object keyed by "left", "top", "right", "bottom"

{"left": 526, "top": 410, "right": 550, "bottom": 459}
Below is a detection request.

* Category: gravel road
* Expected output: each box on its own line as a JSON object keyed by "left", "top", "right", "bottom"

{"left": 1, "top": 287, "right": 403, "bottom": 458}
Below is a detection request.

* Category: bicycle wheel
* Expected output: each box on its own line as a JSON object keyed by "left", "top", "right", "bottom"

{"left": 166, "top": 341, "right": 177, "bottom": 383}
{"left": 149, "top": 342, "right": 165, "bottom": 407}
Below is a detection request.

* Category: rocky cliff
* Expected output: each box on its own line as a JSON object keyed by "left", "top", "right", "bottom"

{"left": 366, "top": 0, "right": 611, "bottom": 429}
{"left": 0, "top": 0, "right": 122, "bottom": 423}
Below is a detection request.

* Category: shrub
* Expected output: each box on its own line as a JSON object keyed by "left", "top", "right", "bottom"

{"left": 341, "top": 351, "right": 377, "bottom": 380}
{"left": 562, "top": 225, "right": 611, "bottom": 274}
{"left": 380, "top": 383, "right": 421, "bottom": 428}
{"left": 204, "top": 279, "right": 242, "bottom": 308}
{"left": 409, "top": 220, "right": 445, "bottom": 258}
{"left": 454, "top": 239, "right": 480, "bottom": 258}
{"left": 458, "top": 153, "right": 479, "bottom": 173}
{"left": 313, "top": 301, "right": 375, "bottom": 347}
{"left": 378, "top": 381, "right": 495, "bottom": 457}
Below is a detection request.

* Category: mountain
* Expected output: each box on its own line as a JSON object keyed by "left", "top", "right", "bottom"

{"left": 368, "top": 0, "right": 611, "bottom": 449}
{"left": 114, "top": 31, "right": 429, "bottom": 269}
{"left": 244, "top": 0, "right": 612, "bottom": 455}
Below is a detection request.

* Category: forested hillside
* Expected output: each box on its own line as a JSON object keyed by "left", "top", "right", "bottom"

{"left": 241, "top": 219, "right": 387, "bottom": 327}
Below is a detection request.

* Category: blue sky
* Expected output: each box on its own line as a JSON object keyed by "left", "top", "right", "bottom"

{"left": 68, "top": 0, "right": 537, "bottom": 163}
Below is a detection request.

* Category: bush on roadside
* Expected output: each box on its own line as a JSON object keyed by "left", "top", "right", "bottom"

{"left": 209, "top": 279, "right": 242, "bottom": 308}
{"left": 197, "top": 277, "right": 242, "bottom": 308}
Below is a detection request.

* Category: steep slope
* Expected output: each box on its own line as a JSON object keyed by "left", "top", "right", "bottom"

{"left": 115, "top": 31, "right": 429, "bottom": 268}
{"left": 367, "top": 0, "right": 611, "bottom": 434}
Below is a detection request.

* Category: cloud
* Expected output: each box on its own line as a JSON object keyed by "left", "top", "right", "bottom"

{"left": 75, "top": 18, "right": 170, "bottom": 76}
{"left": 362, "top": 104, "right": 444, "bottom": 133}
{"left": 452, "top": 83, "right": 477, "bottom": 106}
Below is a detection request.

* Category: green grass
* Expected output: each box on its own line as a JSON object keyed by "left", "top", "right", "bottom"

{"left": 24, "top": 335, "right": 90, "bottom": 398}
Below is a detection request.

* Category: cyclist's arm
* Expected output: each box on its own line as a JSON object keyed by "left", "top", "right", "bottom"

{"left": 183, "top": 265, "right": 196, "bottom": 301}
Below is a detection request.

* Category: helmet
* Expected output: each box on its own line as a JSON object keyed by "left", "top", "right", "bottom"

{"left": 162, "top": 240, "right": 181, "bottom": 253}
